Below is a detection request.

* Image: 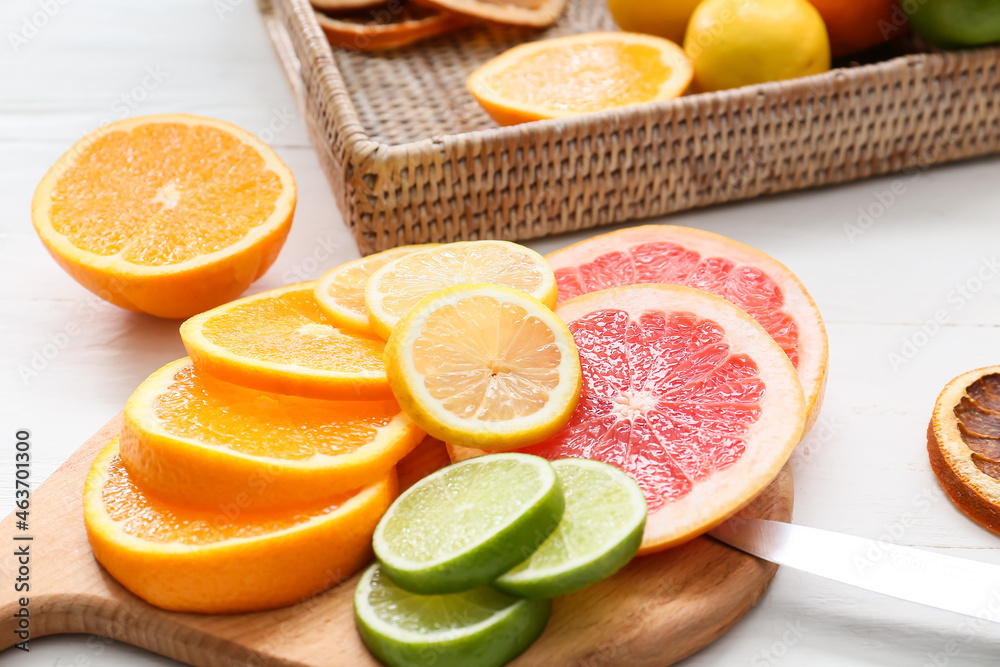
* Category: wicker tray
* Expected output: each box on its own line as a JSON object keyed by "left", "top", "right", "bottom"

{"left": 260, "top": 0, "right": 1000, "bottom": 255}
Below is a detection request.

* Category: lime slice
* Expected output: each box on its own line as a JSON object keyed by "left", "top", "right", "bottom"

{"left": 494, "top": 458, "right": 647, "bottom": 599}
{"left": 373, "top": 453, "right": 564, "bottom": 594}
{"left": 355, "top": 563, "right": 551, "bottom": 667}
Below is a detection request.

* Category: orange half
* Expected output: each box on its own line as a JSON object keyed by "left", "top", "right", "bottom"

{"left": 120, "top": 358, "right": 423, "bottom": 511}
{"left": 468, "top": 32, "right": 693, "bottom": 126}
{"left": 85, "top": 437, "right": 393, "bottom": 613}
{"left": 32, "top": 114, "right": 296, "bottom": 318}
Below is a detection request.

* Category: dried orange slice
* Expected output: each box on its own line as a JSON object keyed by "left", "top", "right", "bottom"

{"left": 181, "top": 282, "right": 390, "bottom": 400}
{"left": 316, "top": 4, "right": 471, "bottom": 51}
{"left": 365, "top": 240, "right": 557, "bottom": 340}
{"left": 314, "top": 245, "right": 437, "bottom": 334}
{"left": 545, "top": 225, "right": 828, "bottom": 434}
{"left": 120, "top": 358, "right": 423, "bottom": 510}
{"left": 414, "top": 0, "right": 565, "bottom": 27}
{"left": 313, "top": 0, "right": 384, "bottom": 10}
{"left": 929, "top": 366, "right": 1000, "bottom": 534}
{"left": 32, "top": 114, "right": 296, "bottom": 319}
{"left": 384, "top": 284, "right": 581, "bottom": 451}
{"left": 84, "top": 437, "right": 393, "bottom": 613}
{"left": 452, "top": 284, "right": 806, "bottom": 553}
{"left": 467, "top": 32, "right": 693, "bottom": 126}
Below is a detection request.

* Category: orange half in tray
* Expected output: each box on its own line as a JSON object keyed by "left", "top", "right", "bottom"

{"left": 468, "top": 32, "right": 693, "bottom": 126}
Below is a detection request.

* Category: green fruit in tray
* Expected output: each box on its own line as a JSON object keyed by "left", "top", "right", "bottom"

{"left": 372, "top": 453, "right": 564, "bottom": 594}
{"left": 903, "top": 0, "right": 1000, "bottom": 47}
{"left": 354, "top": 564, "right": 551, "bottom": 667}
{"left": 494, "top": 459, "right": 648, "bottom": 599}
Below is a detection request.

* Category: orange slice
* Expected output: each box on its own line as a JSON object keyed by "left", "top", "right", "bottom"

{"left": 414, "top": 0, "right": 565, "bottom": 27}
{"left": 314, "top": 245, "right": 437, "bottom": 334}
{"left": 32, "top": 114, "right": 296, "bottom": 319}
{"left": 84, "top": 437, "right": 393, "bottom": 613}
{"left": 467, "top": 32, "right": 693, "bottom": 126}
{"left": 929, "top": 366, "right": 1000, "bottom": 534}
{"left": 120, "top": 358, "right": 423, "bottom": 511}
{"left": 316, "top": 4, "right": 471, "bottom": 51}
{"left": 545, "top": 225, "right": 828, "bottom": 434}
{"left": 452, "top": 285, "right": 806, "bottom": 553}
{"left": 181, "top": 282, "right": 390, "bottom": 400}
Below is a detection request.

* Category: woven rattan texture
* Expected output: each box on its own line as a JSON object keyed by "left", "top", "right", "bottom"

{"left": 263, "top": 0, "right": 1000, "bottom": 254}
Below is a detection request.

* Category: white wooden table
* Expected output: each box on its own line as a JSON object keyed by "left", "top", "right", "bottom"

{"left": 3, "top": 1, "right": 1000, "bottom": 664}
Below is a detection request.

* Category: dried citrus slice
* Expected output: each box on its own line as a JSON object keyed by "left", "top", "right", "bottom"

{"left": 316, "top": 4, "right": 471, "bottom": 51}
{"left": 467, "top": 32, "right": 693, "bottom": 126}
{"left": 313, "top": 0, "right": 384, "bottom": 10}
{"left": 365, "top": 241, "right": 557, "bottom": 340}
{"left": 120, "top": 358, "right": 423, "bottom": 510}
{"left": 314, "top": 245, "right": 437, "bottom": 334}
{"left": 545, "top": 224, "right": 828, "bottom": 433}
{"left": 384, "top": 284, "right": 581, "bottom": 451}
{"left": 32, "top": 114, "right": 296, "bottom": 319}
{"left": 84, "top": 437, "right": 393, "bottom": 613}
{"left": 452, "top": 284, "right": 807, "bottom": 553}
{"left": 181, "top": 282, "right": 390, "bottom": 400}
{"left": 414, "top": 0, "right": 565, "bottom": 27}
{"left": 929, "top": 366, "right": 1000, "bottom": 534}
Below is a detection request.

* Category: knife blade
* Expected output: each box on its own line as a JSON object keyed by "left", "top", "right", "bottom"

{"left": 709, "top": 517, "right": 1000, "bottom": 623}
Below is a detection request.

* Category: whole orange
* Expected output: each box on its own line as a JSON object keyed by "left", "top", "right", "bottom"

{"left": 806, "top": 0, "right": 901, "bottom": 56}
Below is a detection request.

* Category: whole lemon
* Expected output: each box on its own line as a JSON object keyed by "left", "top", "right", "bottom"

{"left": 684, "top": 0, "right": 831, "bottom": 92}
{"left": 607, "top": 0, "right": 704, "bottom": 44}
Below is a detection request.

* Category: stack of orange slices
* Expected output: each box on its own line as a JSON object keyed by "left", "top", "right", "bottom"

{"left": 84, "top": 276, "right": 437, "bottom": 613}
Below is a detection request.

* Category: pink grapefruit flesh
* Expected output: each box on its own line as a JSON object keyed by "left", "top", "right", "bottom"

{"left": 451, "top": 284, "right": 807, "bottom": 554}
{"left": 545, "top": 225, "right": 827, "bottom": 434}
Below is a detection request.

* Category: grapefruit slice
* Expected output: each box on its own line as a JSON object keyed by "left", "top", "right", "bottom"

{"left": 451, "top": 285, "right": 806, "bottom": 553}
{"left": 545, "top": 225, "right": 827, "bottom": 433}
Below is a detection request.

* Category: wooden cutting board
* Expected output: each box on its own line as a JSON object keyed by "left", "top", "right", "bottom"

{"left": 0, "top": 415, "right": 793, "bottom": 666}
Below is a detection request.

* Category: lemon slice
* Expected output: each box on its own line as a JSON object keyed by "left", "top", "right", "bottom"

{"left": 384, "top": 284, "right": 581, "bottom": 451}
{"left": 314, "top": 245, "right": 437, "bottom": 335}
{"left": 364, "top": 240, "right": 557, "bottom": 339}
